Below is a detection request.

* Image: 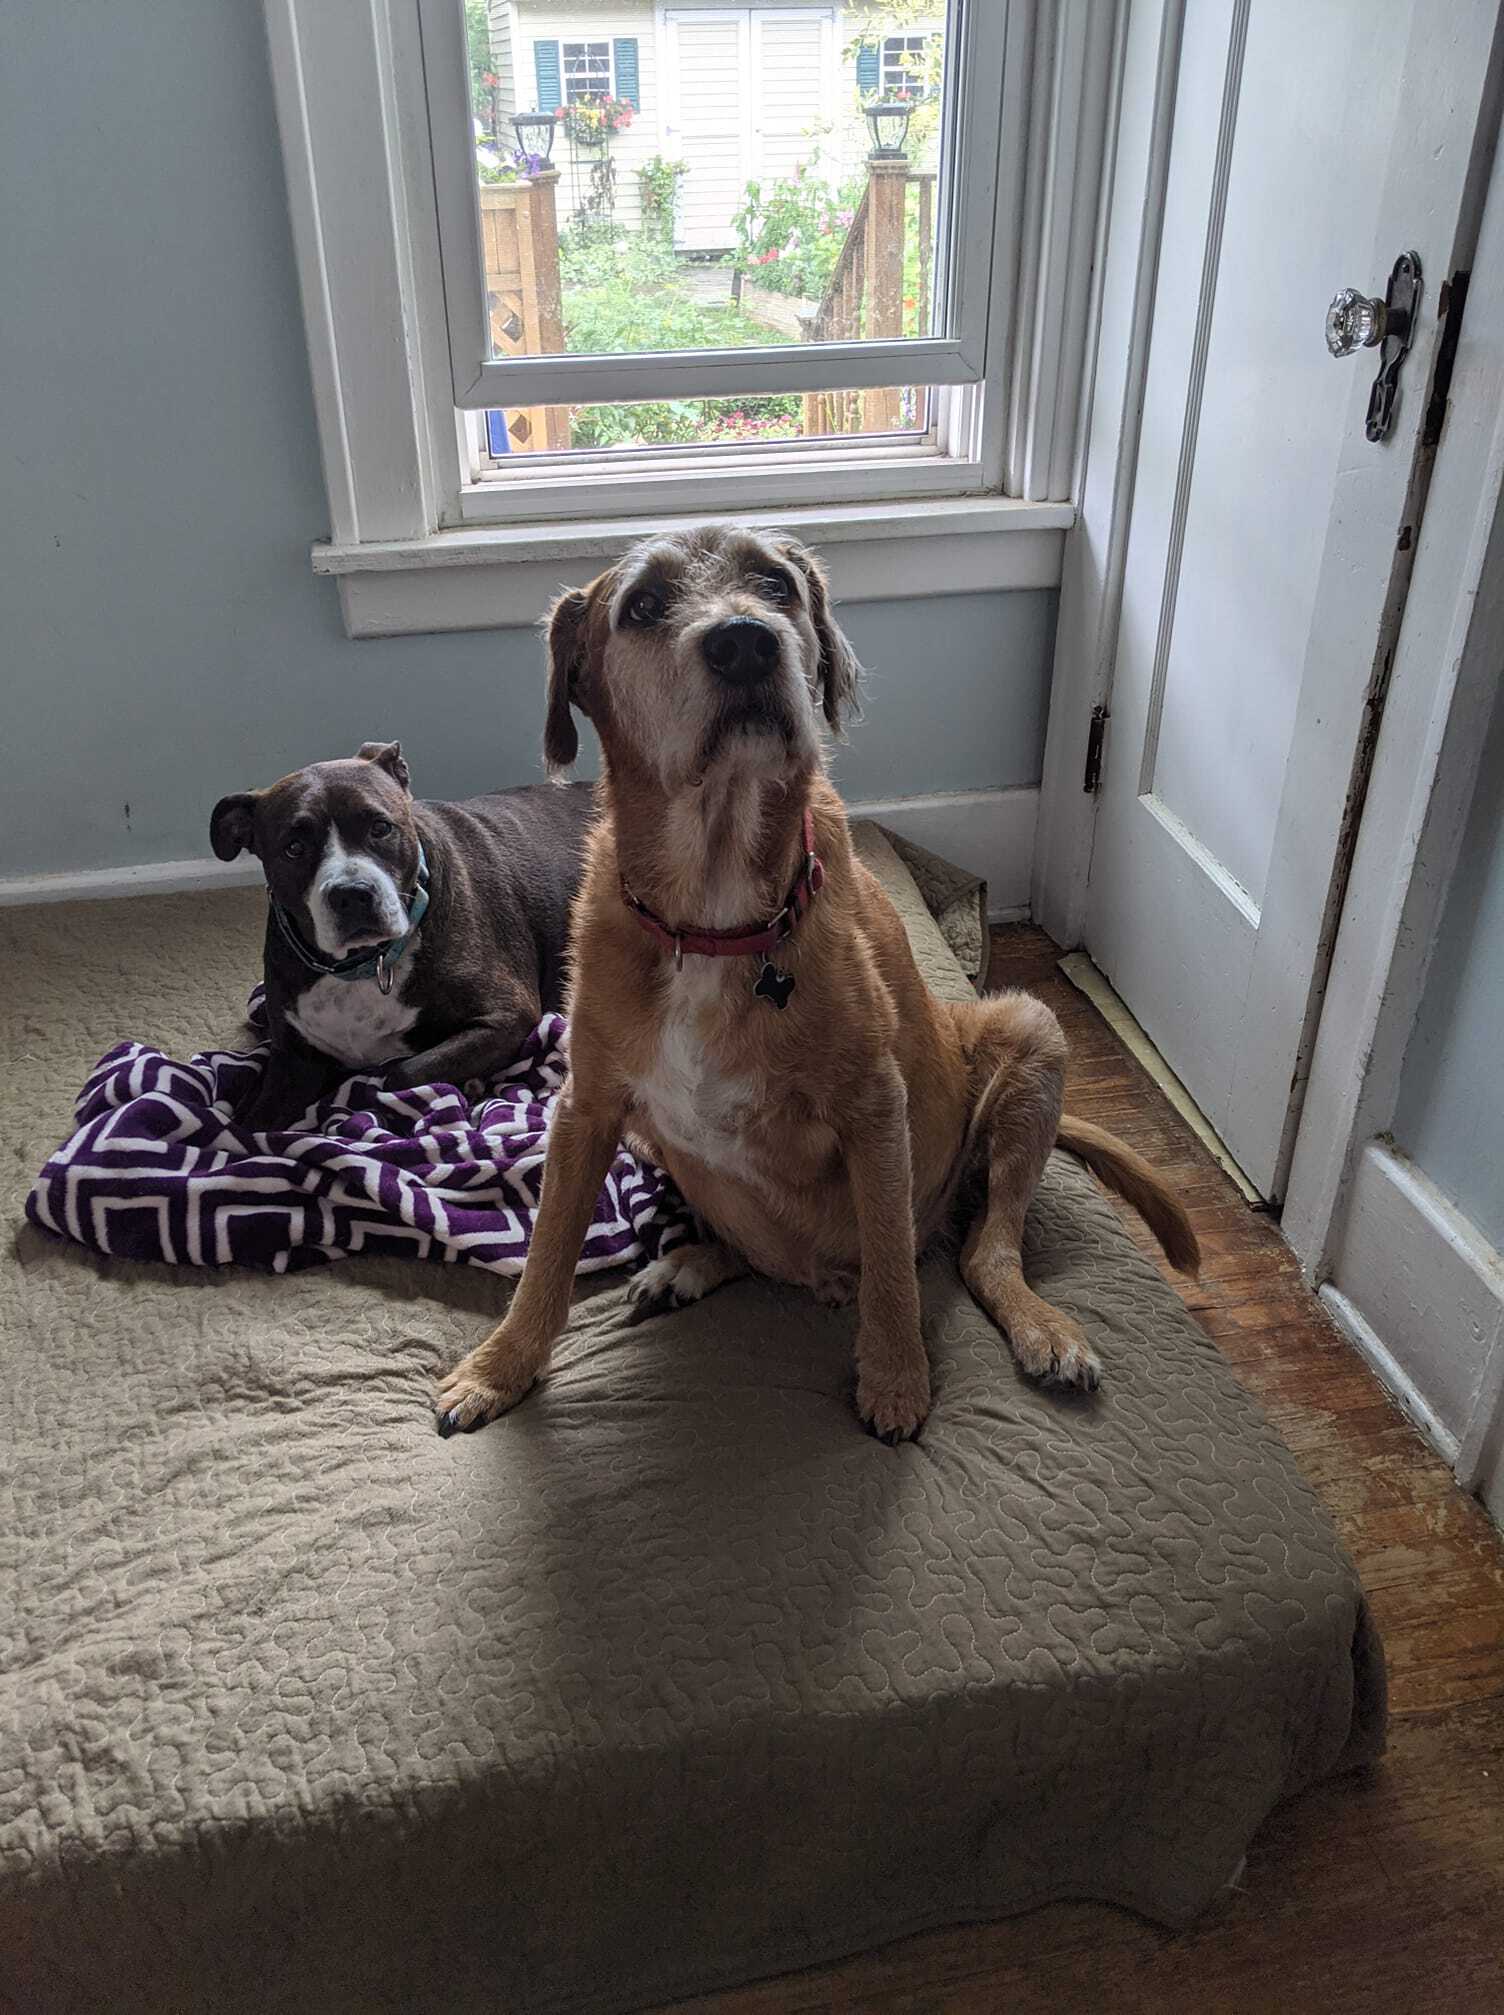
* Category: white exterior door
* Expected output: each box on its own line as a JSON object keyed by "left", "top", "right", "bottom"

{"left": 1081, "top": 0, "right": 1500, "bottom": 1200}
{"left": 664, "top": 10, "right": 751, "bottom": 252}
{"left": 750, "top": 9, "right": 834, "bottom": 187}
{"left": 664, "top": 7, "right": 834, "bottom": 251}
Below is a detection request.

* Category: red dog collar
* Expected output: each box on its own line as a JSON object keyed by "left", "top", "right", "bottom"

{"left": 622, "top": 809, "right": 825, "bottom": 968}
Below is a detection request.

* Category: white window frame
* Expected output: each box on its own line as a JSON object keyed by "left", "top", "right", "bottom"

{"left": 560, "top": 38, "right": 613, "bottom": 103}
{"left": 425, "top": 0, "right": 998, "bottom": 410}
{"left": 263, "top": 0, "right": 1119, "bottom": 637}
{"left": 882, "top": 32, "right": 934, "bottom": 95}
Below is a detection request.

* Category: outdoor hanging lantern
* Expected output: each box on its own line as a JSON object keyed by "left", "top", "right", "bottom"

{"left": 512, "top": 109, "right": 557, "bottom": 163}
{"left": 864, "top": 100, "right": 913, "bottom": 158}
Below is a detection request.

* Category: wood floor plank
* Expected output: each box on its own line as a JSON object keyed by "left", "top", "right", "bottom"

{"left": 664, "top": 926, "right": 1504, "bottom": 2014}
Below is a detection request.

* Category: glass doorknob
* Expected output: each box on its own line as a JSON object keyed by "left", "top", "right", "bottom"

{"left": 1326, "top": 287, "right": 1387, "bottom": 356}
{"left": 1327, "top": 254, "right": 1421, "bottom": 442}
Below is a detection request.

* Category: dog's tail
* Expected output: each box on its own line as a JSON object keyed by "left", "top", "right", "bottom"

{"left": 1055, "top": 1114, "right": 1200, "bottom": 1276}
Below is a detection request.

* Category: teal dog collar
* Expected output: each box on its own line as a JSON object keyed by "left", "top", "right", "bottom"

{"left": 270, "top": 845, "right": 429, "bottom": 996}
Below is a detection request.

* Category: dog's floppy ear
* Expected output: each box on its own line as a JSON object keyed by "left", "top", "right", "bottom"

{"left": 542, "top": 582, "right": 594, "bottom": 776}
{"left": 784, "top": 540, "right": 861, "bottom": 733}
{"left": 210, "top": 792, "right": 259, "bottom": 861}
{"left": 355, "top": 740, "right": 411, "bottom": 792}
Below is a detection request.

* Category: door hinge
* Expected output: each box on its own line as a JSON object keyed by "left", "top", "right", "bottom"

{"left": 1083, "top": 704, "right": 1109, "bottom": 793}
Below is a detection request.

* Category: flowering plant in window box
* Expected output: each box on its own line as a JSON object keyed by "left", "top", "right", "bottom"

{"left": 558, "top": 96, "right": 635, "bottom": 146}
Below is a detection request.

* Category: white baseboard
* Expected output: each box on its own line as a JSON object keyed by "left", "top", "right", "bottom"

{"left": 1324, "top": 1139, "right": 1504, "bottom": 1518}
{"left": 0, "top": 855, "right": 264, "bottom": 907}
{"left": 848, "top": 787, "right": 1038, "bottom": 922}
{"left": 1320, "top": 1285, "right": 1463, "bottom": 1469}
{"left": 0, "top": 786, "right": 1039, "bottom": 922}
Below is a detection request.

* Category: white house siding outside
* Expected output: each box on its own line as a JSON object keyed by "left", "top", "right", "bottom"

{"left": 486, "top": 1, "right": 519, "bottom": 121}
{"left": 487, "top": 1, "right": 944, "bottom": 250}
{"left": 499, "top": 2, "right": 661, "bottom": 235}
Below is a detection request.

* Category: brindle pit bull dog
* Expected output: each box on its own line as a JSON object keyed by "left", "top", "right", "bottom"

{"left": 210, "top": 742, "right": 594, "bottom": 1129}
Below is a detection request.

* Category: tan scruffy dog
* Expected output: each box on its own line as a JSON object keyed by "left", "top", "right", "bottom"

{"left": 437, "top": 526, "right": 1197, "bottom": 1443}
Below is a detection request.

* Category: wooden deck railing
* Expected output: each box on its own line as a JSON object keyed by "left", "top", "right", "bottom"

{"left": 802, "top": 167, "right": 937, "bottom": 437}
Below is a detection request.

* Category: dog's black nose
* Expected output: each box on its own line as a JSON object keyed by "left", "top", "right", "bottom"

{"left": 701, "top": 617, "right": 779, "bottom": 687}
{"left": 326, "top": 880, "right": 378, "bottom": 923}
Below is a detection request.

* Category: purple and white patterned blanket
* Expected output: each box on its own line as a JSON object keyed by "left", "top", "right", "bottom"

{"left": 26, "top": 991, "right": 693, "bottom": 1277}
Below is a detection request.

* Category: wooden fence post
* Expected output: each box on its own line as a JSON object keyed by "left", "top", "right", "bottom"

{"left": 527, "top": 169, "right": 569, "bottom": 450}
{"left": 862, "top": 155, "right": 907, "bottom": 432}
{"left": 478, "top": 175, "right": 570, "bottom": 455}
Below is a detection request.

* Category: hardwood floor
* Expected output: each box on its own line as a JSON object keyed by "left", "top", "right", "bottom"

{"left": 677, "top": 925, "right": 1504, "bottom": 2015}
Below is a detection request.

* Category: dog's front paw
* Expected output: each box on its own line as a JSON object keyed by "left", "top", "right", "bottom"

{"left": 856, "top": 1355, "right": 931, "bottom": 1445}
{"left": 1009, "top": 1301, "right": 1101, "bottom": 1392}
{"left": 435, "top": 1345, "right": 535, "bottom": 1437}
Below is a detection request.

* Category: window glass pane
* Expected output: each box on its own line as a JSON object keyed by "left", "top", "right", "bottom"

{"left": 480, "top": 386, "right": 930, "bottom": 462}
{"left": 883, "top": 34, "right": 934, "bottom": 95}
{"left": 468, "top": 2, "right": 953, "bottom": 367}
{"left": 561, "top": 42, "right": 611, "bottom": 104}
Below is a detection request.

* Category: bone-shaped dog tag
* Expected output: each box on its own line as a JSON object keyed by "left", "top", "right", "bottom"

{"left": 753, "top": 960, "right": 795, "bottom": 1010}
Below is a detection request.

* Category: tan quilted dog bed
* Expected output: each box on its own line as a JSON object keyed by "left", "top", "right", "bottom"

{"left": 1, "top": 827, "right": 1384, "bottom": 2014}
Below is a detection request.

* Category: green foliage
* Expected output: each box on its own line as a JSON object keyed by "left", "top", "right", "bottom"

{"left": 555, "top": 224, "right": 799, "bottom": 449}
{"left": 731, "top": 165, "right": 864, "bottom": 303}
{"left": 465, "top": 0, "right": 498, "bottom": 135}
{"left": 568, "top": 394, "right": 803, "bottom": 451}
{"left": 558, "top": 228, "right": 781, "bottom": 356}
{"left": 637, "top": 156, "right": 689, "bottom": 240}
{"left": 476, "top": 156, "right": 525, "bottom": 186}
{"left": 560, "top": 215, "right": 622, "bottom": 263}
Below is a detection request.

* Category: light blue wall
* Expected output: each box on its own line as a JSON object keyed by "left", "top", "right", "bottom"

{"left": 0, "top": 0, "right": 1053, "bottom": 883}
{"left": 1392, "top": 679, "right": 1504, "bottom": 1252}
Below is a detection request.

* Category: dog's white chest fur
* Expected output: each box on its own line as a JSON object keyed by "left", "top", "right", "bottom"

{"left": 632, "top": 967, "right": 758, "bottom": 1177}
{"left": 288, "top": 964, "right": 419, "bottom": 1069}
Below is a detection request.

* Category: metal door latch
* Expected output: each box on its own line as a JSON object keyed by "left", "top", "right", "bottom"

{"left": 1326, "top": 251, "right": 1422, "bottom": 442}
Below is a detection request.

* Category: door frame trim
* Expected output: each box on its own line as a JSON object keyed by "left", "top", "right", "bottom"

{"left": 1031, "top": 0, "right": 1185, "bottom": 948}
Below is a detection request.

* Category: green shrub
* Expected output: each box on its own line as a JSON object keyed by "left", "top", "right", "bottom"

{"left": 558, "top": 227, "right": 784, "bottom": 356}
{"left": 553, "top": 220, "right": 802, "bottom": 449}
{"left": 732, "top": 165, "right": 863, "bottom": 302}
{"left": 569, "top": 394, "right": 803, "bottom": 451}
{"left": 637, "top": 156, "right": 689, "bottom": 240}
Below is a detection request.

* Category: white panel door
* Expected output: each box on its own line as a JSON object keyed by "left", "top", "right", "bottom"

{"left": 665, "top": 7, "right": 835, "bottom": 251}
{"left": 751, "top": 9, "right": 834, "bottom": 187}
{"left": 665, "top": 11, "right": 752, "bottom": 251}
{"left": 1084, "top": 0, "right": 1500, "bottom": 1200}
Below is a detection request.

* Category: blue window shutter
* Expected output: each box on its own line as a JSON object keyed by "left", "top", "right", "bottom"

{"left": 613, "top": 37, "right": 640, "bottom": 109}
{"left": 855, "top": 41, "right": 880, "bottom": 96}
{"left": 533, "top": 39, "right": 561, "bottom": 112}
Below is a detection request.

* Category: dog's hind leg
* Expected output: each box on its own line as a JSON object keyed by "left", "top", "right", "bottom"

{"left": 628, "top": 1239, "right": 747, "bottom": 1320}
{"left": 958, "top": 993, "right": 1101, "bottom": 1392}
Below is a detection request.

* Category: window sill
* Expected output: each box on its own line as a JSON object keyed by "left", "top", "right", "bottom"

{"left": 313, "top": 495, "right": 1074, "bottom": 638}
